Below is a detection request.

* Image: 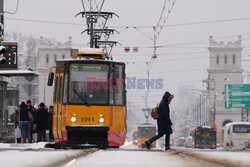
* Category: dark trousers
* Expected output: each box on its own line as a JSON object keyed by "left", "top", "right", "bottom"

{"left": 148, "top": 132, "right": 170, "bottom": 148}
{"left": 49, "top": 128, "right": 54, "bottom": 141}
{"left": 16, "top": 138, "right": 21, "bottom": 143}
{"left": 30, "top": 123, "right": 33, "bottom": 142}
{"left": 20, "top": 122, "right": 31, "bottom": 143}
{"left": 38, "top": 131, "right": 46, "bottom": 142}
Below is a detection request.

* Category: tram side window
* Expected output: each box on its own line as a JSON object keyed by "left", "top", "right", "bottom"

{"left": 54, "top": 77, "right": 59, "bottom": 103}
{"left": 63, "top": 73, "right": 68, "bottom": 104}
{"left": 57, "top": 77, "right": 62, "bottom": 103}
{"left": 114, "top": 65, "right": 124, "bottom": 105}
{"left": 59, "top": 76, "right": 63, "bottom": 103}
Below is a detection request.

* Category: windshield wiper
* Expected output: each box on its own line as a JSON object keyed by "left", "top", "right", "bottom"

{"left": 73, "top": 89, "right": 91, "bottom": 107}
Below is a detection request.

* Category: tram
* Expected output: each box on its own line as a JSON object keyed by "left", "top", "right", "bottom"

{"left": 47, "top": 48, "right": 127, "bottom": 148}
{"left": 137, "top": 123, "right": 156, "bottom": 148}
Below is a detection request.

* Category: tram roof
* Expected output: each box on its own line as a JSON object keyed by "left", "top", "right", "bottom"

{"left": 56, "top": 58, "right": 125, "bottom": 64}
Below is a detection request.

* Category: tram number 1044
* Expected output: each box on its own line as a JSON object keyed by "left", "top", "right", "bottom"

{"left": 81, "top": 117, "right": 95, "bottom": 122}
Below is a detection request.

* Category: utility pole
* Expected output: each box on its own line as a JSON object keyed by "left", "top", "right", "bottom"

{"left": 0, "top": 0, "right": 4, "bottom": 142}
{"left": 0, "top": 0, "right": 4, "bottom": 42}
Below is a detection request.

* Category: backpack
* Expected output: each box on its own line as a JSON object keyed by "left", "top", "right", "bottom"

{"left": 151, "top": 104, "right": 159, "bottom": 119}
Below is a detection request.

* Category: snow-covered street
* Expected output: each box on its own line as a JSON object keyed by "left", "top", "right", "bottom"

{"left": 63, "top": 149, "right": 204, "bottom": 167}
{"left": 0, "top": 143, "right": 96, "bottom": 167}
{"left": 0, "top": 143, "right": 250, "bottom": 167}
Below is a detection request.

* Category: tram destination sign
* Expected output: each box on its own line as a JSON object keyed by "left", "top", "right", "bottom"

{"left": 71, "top": 64, "right": 108, "bottom": 71}
{"left": 225, "top": 84, "right": 250, "bottom": 108}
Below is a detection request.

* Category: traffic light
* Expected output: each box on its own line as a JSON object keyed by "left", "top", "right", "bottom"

{"left": 0, "top": 45, "right": 6, "bottom": 64}
{"left": 0, "top": 42, "right": 18, "bottom": 69}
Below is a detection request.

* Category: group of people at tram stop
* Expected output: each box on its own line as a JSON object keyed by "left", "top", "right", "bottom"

{"left": 15, "top": 100, "right": 54, "bottom": 143}
{"left": 145, "top": 91, "right": 175, "bottom": 151}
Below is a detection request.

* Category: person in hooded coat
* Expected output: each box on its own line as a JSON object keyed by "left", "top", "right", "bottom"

{"left": 36, "top": 103, "right": 49, "bottom": 142}
{"left": 145, "top": 91, "right": 174, "bottom": 150}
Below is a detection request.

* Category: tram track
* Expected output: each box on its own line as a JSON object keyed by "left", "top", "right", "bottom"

{"left": 170, "top": 149, "right": 244, "bottom": 167}
{"left": 44, "top": 148, "right": 98, "bottom": 167}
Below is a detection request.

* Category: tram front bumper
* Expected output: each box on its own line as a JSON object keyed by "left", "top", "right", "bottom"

{"left": 66, "top": 126, "right": 109, "bottom": 146}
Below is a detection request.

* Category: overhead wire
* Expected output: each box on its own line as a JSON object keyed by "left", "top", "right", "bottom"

{"left": 155, "top": 0, "right": 177, "bottom": 39}
{"left": 4, "top": 16, "right": 250, "bottom": 29}
{"left": 4, "top": 0, "right": 19, "bottom": 14}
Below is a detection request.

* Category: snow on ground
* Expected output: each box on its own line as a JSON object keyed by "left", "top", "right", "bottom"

{"left": 69, "top": 150, "right": 202, "bottom": 167}
{"left": 0, "top": 142, "right": 49, "bottom": 150}
{"left": 192, "top": 151, "right": 250, "bottom": 167}
{"left": 0, "top": 150, "right": 85, "bottom": 167}
{"left": 0, "top": 142, "right": 91, "bottom": 167}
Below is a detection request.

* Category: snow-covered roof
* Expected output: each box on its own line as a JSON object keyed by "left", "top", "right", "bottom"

{"left": 138, "top": 123, "right": 156, "bottom": 128}
{"left": 57, "top": 58, "right": 124, "bottom": 64}
{"left": 0, "top": 70, "right": 39, "bottom": 77}
{"left": 200, "top": 126, "right": 212, "bottom": 129}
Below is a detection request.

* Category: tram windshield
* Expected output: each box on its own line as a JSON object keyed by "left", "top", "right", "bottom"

{"left": 69, "top": 64, "right": 109, "bottom": 105}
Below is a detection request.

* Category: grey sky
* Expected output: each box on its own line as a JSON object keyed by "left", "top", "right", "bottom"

{"left": 4, "top": 0, "right": 250, "bottom": 119}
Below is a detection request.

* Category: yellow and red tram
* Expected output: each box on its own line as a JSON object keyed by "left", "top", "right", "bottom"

{"left": 48, "top": 49, "right": 127, "bottom": 147}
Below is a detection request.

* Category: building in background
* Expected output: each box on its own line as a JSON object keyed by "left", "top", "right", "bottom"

{"left": 207, "top": 36, "right": 243, "bottom": 143}
{"left": 37, "top": 36, "right": 73, "bottom": 106}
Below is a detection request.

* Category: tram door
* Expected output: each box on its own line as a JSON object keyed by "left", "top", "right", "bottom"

{"left": 54, "top": 73, "right": 64, "bottom": 139}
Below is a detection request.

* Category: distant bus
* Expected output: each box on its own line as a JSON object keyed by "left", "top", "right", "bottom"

{"left": 177, "top": 137, "right": 185, "bottom": 147}
{"left": 223, "top": 122, "right": 250, "bottom": 149}
{"left": 192, "top": 126, "right": 216, "bottom": 149}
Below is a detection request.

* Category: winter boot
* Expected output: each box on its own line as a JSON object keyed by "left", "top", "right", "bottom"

{"left": 165, "top": 147, "right": 171, "bottom": 151}
{"left": 144, "top": 141, "right": 151, "bottom": 149}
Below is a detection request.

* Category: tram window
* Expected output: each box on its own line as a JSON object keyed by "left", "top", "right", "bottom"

{"left": 54, "top": 77, "right": 59, "bottom": 103}
{"left": 57, "top": 77, "right": 62, "bottom": 103}
{"left": 59, "top": 76, "right": 63, "bottom": 103}
{"left": 63, "top": 73, "right": 68, "bottom": 104}
{"left": 114, "top": 65, "right": 124, "bottom": 105}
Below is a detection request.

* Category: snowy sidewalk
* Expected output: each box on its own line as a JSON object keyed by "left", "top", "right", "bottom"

{"left": 0, "top": 143, "right": 97, "bottom": 167}
{"left": 0, "top": 142, "right": 49, "bottom": 150}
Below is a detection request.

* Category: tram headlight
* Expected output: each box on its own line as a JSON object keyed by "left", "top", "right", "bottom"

{"left": 99, "top": 118, "right": 105, "bottom": 123}
{"left": 71, "top": 117, "right": 77, "bottom": 122}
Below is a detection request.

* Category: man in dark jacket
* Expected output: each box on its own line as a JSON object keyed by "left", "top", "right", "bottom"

{"left": 36, "top": 103, "right": 49, "bottom": 142}
{"left": 145, "top": 91, "right": 174, "bottom": 150}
